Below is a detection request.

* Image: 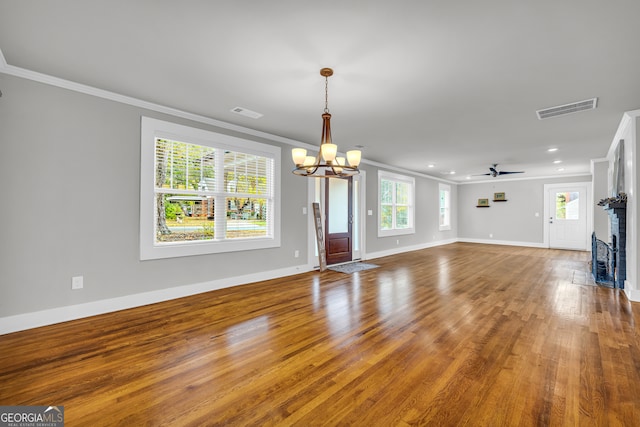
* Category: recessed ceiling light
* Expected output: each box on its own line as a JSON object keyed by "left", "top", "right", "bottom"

{"left": 466, "top": 176, "right": 471, "bottom": 180}
{"left": 557, "top": 167, "right": 565, "bottom": 171}
{"left": 427, "top": 164, "right": 435, "bottom": 168}
{"left": 553, "top": 160, "right": 562, "bottom": 164}
{"left": 548, "top": 148, "right": 558, "bottom": 152}
{"left": 450, "top": 171, "right": 456, "bottom": 175}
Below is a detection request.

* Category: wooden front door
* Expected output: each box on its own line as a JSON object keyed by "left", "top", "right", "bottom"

{"left": 325, "top": 175, "right": 353, "bottom": 265}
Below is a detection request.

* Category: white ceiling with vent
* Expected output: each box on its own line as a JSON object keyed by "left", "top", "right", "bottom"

{"left": 536, "top": 98, "right": 599, "bottom": 120}
{"left": 1, "top": 1, "right": 639, "bottom": 182}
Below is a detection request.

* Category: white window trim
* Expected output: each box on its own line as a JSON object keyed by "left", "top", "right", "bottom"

{"left": 439, "top": 183, "right": 451, "bottom": 231}
{"left": 140, "top": 117, "right": 281, "bottom": 260}
{"left": 377, "top": 170, "right": 415, "bottom": 237}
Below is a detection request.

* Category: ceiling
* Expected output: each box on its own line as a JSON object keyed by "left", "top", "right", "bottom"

{"left": 1, "top": 1, "right": 639, "bottom": 182}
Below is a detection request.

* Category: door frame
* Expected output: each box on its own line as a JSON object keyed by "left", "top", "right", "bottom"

{"left": 307, "top": 171, "right": 366, "bottom": 268}
{"left": 543, "top": 182, "right": 592, "bottom": 250}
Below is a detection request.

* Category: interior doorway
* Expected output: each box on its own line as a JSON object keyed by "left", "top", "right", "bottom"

{"left": 544, "top": 183, "right": 591, "bottom": 250}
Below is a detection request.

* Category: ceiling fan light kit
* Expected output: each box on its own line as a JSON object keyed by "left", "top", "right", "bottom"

{"left": 291, "top": 68, "right": 361, "bottom": 178}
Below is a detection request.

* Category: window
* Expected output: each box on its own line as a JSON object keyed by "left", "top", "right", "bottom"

{"left": 555, "top": 191, "right": 579, "bottom": 220}
{"left": 140, "top": 117, "right": 280, "bottom": 260}
{"left": 439, "top": 183, "right": 451, "bottom": 231}
{"left": 378, "top": 171, "right": 415, "bottom": 237}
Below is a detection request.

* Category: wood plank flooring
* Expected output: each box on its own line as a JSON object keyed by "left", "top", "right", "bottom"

{"left": 2, "top": 243, "right": 640, "bottom": 426}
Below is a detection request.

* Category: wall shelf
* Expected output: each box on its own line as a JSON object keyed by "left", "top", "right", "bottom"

{"left": 493, "top": 199, "right": 508, "bottom": 202}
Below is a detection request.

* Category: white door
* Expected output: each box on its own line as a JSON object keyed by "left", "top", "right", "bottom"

{"left": 547, "top": 185, "right": 588, "bottom": 250}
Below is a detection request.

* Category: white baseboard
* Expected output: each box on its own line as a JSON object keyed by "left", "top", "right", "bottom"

{"left": 0, "top": 264, "right": 312, "bottom": 335}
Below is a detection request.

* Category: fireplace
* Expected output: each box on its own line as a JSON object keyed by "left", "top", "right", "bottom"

{"left": 593, "top": 195, "right": 627, "bottom": 288}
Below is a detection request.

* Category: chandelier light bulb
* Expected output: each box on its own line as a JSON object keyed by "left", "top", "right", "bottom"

{"left": 292, "top": 148, "right": 307, "bottom": 165}
{"left": 346, "top": 150, "right": 361, "bottom": 167}
{"left": 321, "top": 143, "right": 337, "bottom": 162}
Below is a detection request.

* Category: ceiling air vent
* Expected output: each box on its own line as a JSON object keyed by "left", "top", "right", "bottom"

{"left": 230, "top": 106, "right": 263, "bottom": 119}
{"left": 536, "top": 98, "right": 598, "bottom": 120}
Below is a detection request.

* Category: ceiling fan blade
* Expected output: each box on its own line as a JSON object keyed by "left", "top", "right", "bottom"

{"left": 472, "top": 173, "right": 492, "bottom": 176}
{"left": 497, "top": 171, "right": 524, "bottom": 175}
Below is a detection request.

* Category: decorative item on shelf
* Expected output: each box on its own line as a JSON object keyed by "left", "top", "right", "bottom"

{"left": 493, "top": 192, "right": 507, "bottom": 202}
{"left": 597, "top": 192, "right": 627, "bottom": 208}
{"left": 476, "top": 198, "right": 490, "bottom": 207}
{"left": 291, "top": 68, "right": 361, "bottom": 178}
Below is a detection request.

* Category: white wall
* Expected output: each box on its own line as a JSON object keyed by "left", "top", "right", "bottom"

{"left": 457, "top": 176, "right": 591, "bottom": 246}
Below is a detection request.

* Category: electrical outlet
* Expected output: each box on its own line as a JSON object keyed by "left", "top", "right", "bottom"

{"left": 396, "top": 239, "right": 400, "bottom": 245}
{"left": 294, "top": 250, "right": 300, "bottom": 258}
{"left": 489, "top": 234, "right": 493, "bottom": 238}
{"left": 71, "top": 276, "right": 83, "bottom": 290}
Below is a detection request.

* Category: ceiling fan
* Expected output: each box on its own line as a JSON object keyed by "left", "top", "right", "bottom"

{"left": 476, "top": 164, "right": 524, "bottom": 178}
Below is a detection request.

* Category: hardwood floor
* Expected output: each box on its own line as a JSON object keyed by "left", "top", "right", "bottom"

{"left": 1, "top": 243, "right": 640, "bottom": 426}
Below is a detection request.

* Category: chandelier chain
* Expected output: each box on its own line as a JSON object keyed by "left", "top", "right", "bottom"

{"left": 324, "top": 75, "right": 330, "bottom": 113}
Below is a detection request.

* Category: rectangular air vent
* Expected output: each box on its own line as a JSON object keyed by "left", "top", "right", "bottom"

{"left": 230, "top": 106, "right": 263, "bottom": 119}
{"left": 536, "top": 98, "right": 598, "bottom": 120}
